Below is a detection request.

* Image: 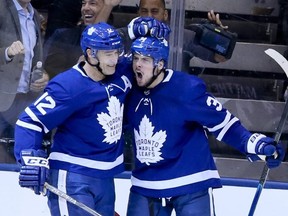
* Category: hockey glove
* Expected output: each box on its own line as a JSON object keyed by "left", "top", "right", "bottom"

{"left": 149, "top": 19, "right": 171, "bottom": 39}
{"left": 246, "top": 133, "right": 285, "bottom": 169}
{"left": 128, "top": 17, "right": 171, "bottom": 40}
{"left": 19, "top": 149, "right": 49, "bottom": 195}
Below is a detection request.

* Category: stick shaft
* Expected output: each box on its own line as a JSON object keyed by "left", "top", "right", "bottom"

{"left": 44, "top": 182, "right": 102, "bottom": 216}
{"left": 248, "top": 165, "right": 269, "bottom": 216}
{"left": 248, "top": 85, "right": 288, "bottom": 216}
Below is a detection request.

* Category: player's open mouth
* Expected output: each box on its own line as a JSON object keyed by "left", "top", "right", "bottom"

{"left": 135, "top": 72, "right": 143, "bottom": 79}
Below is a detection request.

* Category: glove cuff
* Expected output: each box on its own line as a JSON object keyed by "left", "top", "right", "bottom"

{"left": 21, "top": 149, "right": 49, "bottom": 168}
{"left": 246, "top": 133, "right": 266, "bottom": 154}
{"left": 128, "top": 17, "right": 140, "bottom": 40}
{"left": 21, "top": 156, "right": 49, "bottom": 169}
{"left": 128, "top": 24, "right": 136, "bottom": 40}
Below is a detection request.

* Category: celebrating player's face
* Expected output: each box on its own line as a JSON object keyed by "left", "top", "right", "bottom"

{"left": 132, "top": 54, "right": 154, "bottom": 87}
{"left": 97, "top": 50, "right": 119, "bottom": 75}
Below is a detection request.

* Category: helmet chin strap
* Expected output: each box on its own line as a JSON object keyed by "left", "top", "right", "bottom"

{"left": 85, "top": 55, "right": 106, "bottom": 77}
{"left": 144, "top": 66, "right": 165, "bottom": 89}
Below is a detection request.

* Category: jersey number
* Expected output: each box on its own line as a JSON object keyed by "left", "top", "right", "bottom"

{"left": 34, "top": 92, "right": 56, "bottom": 115}
{"left": 206, "top": 96, "right": 222, "bottom": 111}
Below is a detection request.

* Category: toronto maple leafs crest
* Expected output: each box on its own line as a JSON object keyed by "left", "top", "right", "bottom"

{"left": 134, "top": 115, "right": 166, "bottom": 165}
{"left": 97, "top": 96, "right": 124, "bottom": 144}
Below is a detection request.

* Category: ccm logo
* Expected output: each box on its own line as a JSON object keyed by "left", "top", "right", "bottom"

{"left": 23, "top": 156, "right": 49, "bottom": 168}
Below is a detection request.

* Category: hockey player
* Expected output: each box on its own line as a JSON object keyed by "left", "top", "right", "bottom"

{"left": 124, "top": 36, "right": 285, "bottom": 216}
{"left": 14, "top": 22, "right": 133, "bottom": 216}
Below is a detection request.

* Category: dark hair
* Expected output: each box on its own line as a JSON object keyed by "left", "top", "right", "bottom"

{"left": 139, "top": 0, "right": 166, "bottom": 9}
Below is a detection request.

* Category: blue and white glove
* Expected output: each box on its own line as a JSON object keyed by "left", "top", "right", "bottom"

{"left": 246, "top": 133, "right": 285, "bottom": 169}
{"left": 128, "top": 17, "right": 171, "bottom": 40}
{"left": 19, "top": 149, "right": 49, "bottom": 195}
{"left": 149, "top": 18, "right": 171, "bottom": 39}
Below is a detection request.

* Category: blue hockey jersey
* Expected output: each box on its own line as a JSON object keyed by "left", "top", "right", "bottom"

{"left": 125, "top": 69, "right": 253, "bottom": 198}
{"left": 14, "top": 62, "right": 133, "bottom": 178}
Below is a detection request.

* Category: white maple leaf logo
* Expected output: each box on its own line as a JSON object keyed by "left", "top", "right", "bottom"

{"left": 97, "top": 96, "right": 124, "bottom": 144}
{"left": 134, "top": 115, "right": 166, "bottom": 165}
{"left": 87, "top": 26, "right": 96, "bottom": 35}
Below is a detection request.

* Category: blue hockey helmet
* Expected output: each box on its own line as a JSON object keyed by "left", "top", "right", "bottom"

{"left": 131, "top": 36, "right": 169, "bottom": 66}
{"left": 80, "top": 22, "right": 123, "bottom": 56}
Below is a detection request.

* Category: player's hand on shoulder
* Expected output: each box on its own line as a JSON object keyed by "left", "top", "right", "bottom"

{"left": 77, "top": 55, "right": 85, "bottom": 63}
{"left": 246, "top": 133, "right": 285, "bottom": 169}
{"left": 19, "top": 149, "right": 49, "bottom": 195}
{"left": 128, "top": 17, "right": 170, "bottom": 40}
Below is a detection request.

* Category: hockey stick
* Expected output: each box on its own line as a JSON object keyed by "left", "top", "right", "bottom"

{"left": 44, "top": 182, "right": 102, "bottom": 216}
{"left": 248, "top": 48, "right": 288, "bottom": 216}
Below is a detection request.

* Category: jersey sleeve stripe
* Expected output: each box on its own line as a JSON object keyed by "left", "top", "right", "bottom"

{"left": 16, "top": 119, "right": 42, "bottom": 132}
{"left": 216, "top": 116, "right": 239, "bottom": 141}
{"left": 207, "top": 111, "right": 231, "bottom": 132}
{"left": 25, "top": 107, "right": 49, "bottom": 133}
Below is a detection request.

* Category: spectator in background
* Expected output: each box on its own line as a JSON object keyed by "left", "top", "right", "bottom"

{"left": 44, "top": 0, "right": 82, "bottom": 40}
{"left": 119, "top": 0, "right": 228, "bottom": 73}
{"left": 44, "top": 0, "right": 121, "bottom": 78}
{"left": 0, "top": 0, "right": 49, "bottom": 158}
{"left": 44, "top": 0, "right": 229, "bottom": 79}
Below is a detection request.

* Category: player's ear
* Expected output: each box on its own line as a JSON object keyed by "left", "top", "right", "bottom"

{"left": 87, "top": 49, "right": 96, "bottom": 58}
{"left": 87, "top": 49, "right": 98, "bottom": 63}
{"left": 157, "top": 60, "right": 164, "bottom": 71}
{"left": 163, "top": 9, "right": 169, "bottom": 22}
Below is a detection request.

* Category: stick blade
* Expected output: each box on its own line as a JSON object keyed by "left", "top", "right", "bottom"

{"left": 265, "top": 48, "right": 288, "bottom": 78}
